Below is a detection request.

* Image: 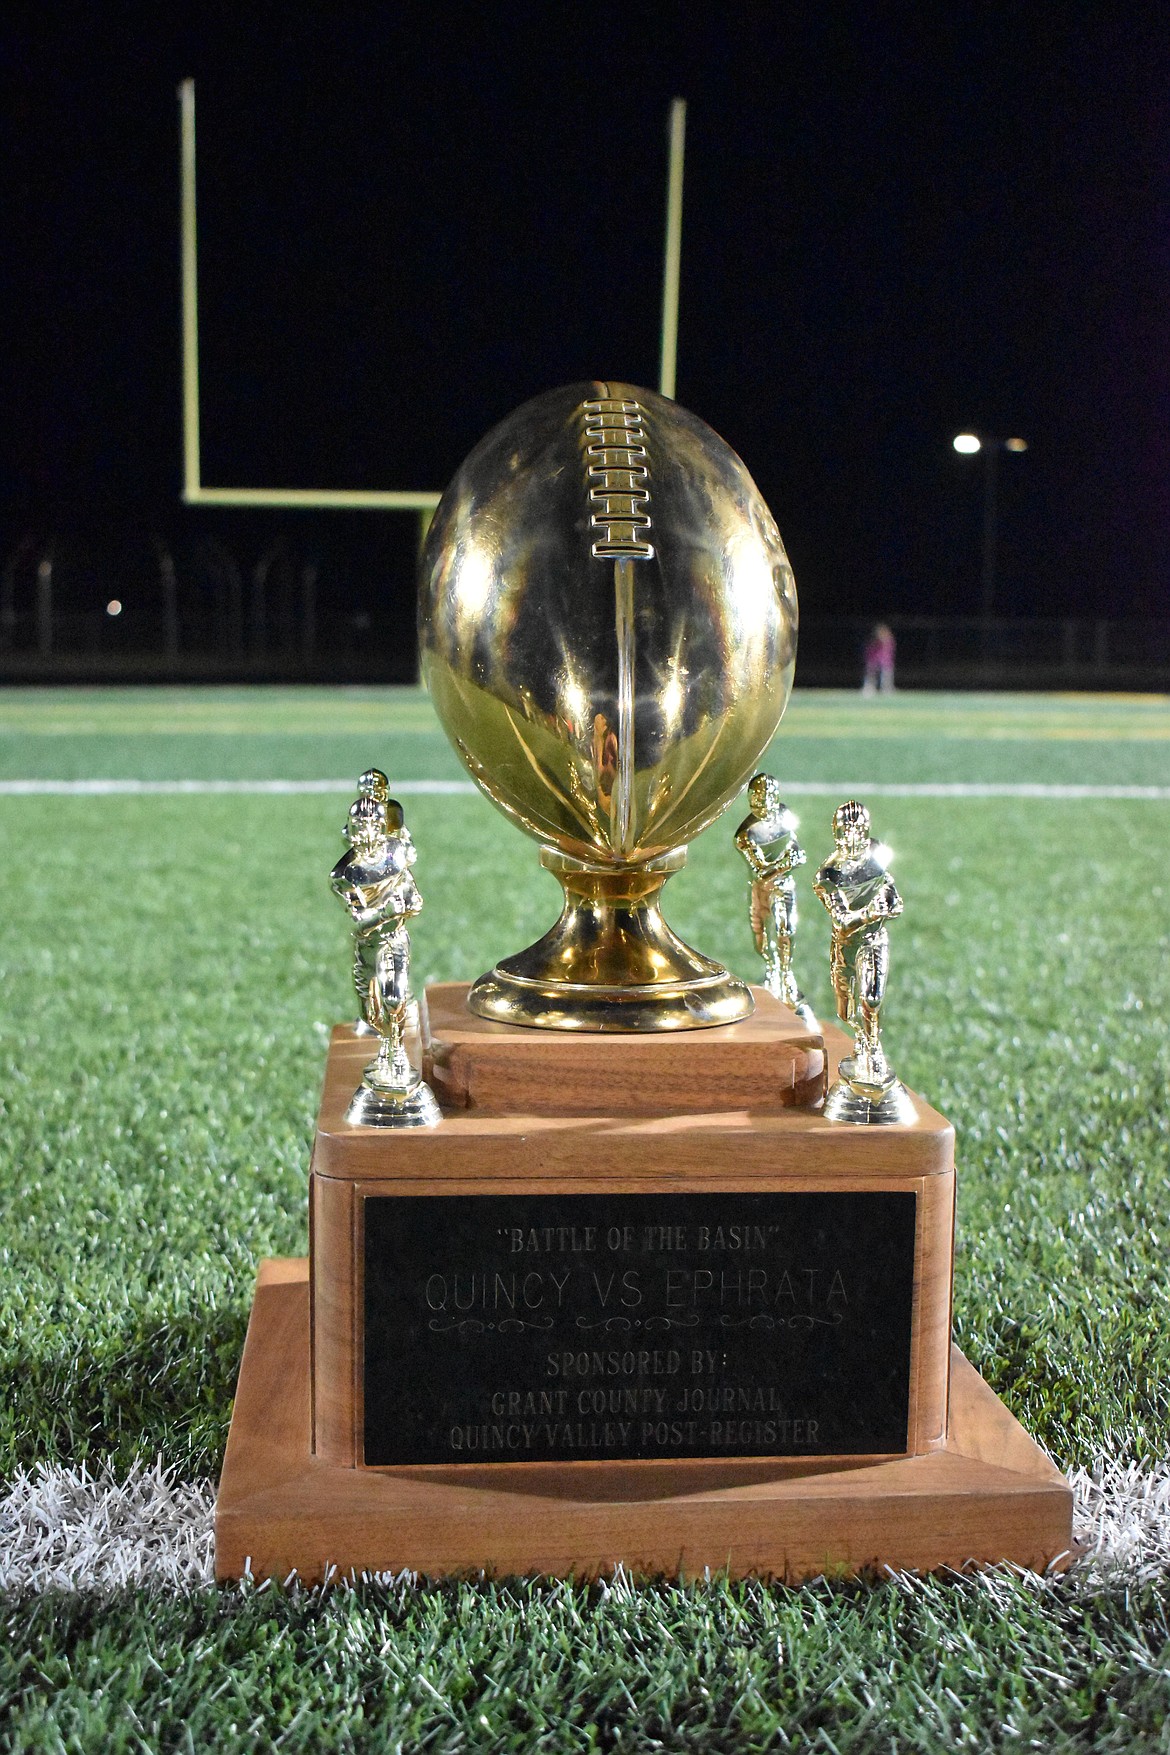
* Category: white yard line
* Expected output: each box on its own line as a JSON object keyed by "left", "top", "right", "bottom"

{"left": 0, "top": 779, "right": 1167, "bottom": 800}
{"left": 781, "top": 781, "right": 1170, "bottom": 799}
{"left": 0, "top": 778, "right": 478, "bottom": 796}
{"left": 0, "top": 1455, "right": 1166, "bottom": 1593}
{"left": 1063, "top": 1456, "right": 1170, "bottom": 1589}
{"left": 0, "top": 1461, "right": 215, "bottom": 1592}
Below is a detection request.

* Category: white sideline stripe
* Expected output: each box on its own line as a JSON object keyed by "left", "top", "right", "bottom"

{"left": 0, "top": 779, "right": 1167, "bottom": 800}
{"left": 0, "top": 778, "right": 478, "bottom": 796}
{"left": 0, "top": 1455, "right": 1168, "bottom": 1593}
{"left": 785, "top": 782, "right": 1170, "bottom": 799}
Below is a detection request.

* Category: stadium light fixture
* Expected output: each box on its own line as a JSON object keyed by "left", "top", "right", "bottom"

{"left": 951, "top": 432, "right": 1029, "bottom": 617}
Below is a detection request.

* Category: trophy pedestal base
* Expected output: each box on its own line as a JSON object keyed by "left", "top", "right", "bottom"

{"left": 309, "top": 990, "right": 957, "bottom": 1468}
{"left": 466, "top": 847, "right": 755, "bottom": 1033}
{"left": 423, "top": 981, "right": 825, "bottom": 1114}
{"left": 215, "top": 1260, "right": 1074, "bottom": 1584}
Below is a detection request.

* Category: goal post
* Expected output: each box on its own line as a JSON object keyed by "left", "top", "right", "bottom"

{"left": 177, "top": 80, "right": 686, "bottom": 543}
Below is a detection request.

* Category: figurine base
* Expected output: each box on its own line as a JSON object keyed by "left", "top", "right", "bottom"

{"left": 824, "top": 1068, "right": 918, "bottom": 1126}
{"left": 762, "top": 976, "right": 817, "bottom": 1033}
{"left": 215, "top": 1260, "right": 1075, "bottom": 1584}
{"left": 345, "top": 1078, "right": 441, "bottom": 1129}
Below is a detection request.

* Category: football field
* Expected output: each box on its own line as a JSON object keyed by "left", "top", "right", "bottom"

{"left": 1, "top": 686, "right": 1169, "bottom": 1751}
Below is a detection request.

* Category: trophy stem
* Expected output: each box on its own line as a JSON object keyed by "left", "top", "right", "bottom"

{"left": 468, "top": 848, "right": 753, "bottom": 1031}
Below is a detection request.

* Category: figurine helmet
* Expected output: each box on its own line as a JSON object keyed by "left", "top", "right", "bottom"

{"left": 357, "top": 770, "right": 404, "bottom": 831}
{"left": 346, "top": 794, "right": 387, "bottom": 845}
{"left": 747, "top": 773, "right": 782, "bottom": 815}
{"left": 832, "top": 799, "right": 870, "bottom": 850}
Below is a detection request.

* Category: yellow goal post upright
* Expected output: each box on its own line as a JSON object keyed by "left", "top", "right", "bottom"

{"left": 177, "top": 81, "right": 687, "bottom": 553}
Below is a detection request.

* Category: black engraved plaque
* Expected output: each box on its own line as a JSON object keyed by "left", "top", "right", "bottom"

{"left": 363, "top": 1191, "right": 916, "bottom": 1466}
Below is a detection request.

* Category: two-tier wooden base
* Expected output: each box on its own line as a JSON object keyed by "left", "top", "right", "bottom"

{"left": 215, "top": 985, "right": 1074, "bottom": 1583}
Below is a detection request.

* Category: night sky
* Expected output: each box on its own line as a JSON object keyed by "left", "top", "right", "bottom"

{"left": 5, "top": 6, "right": 1168, "bottom": 640}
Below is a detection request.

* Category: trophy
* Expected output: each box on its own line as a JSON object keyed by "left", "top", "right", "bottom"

{"left": 216, "top": 382, "right": 1072, "bottom": 1585}
{"left": 330, "top": 771, "right": 440, "bottom": 1129}
{"left": 814, "top": 800, "right": 916, "bottom": 1124}
{"left": 417, "top": 383, "right": 797, "bottom": 1030}
{"left": 734, "top": 773, "right": 816, "bottom": 1028}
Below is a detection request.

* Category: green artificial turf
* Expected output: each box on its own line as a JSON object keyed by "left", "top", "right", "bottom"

{"left": 0, "top": 685, "right": 1167, "bottom": 784}
{"left": 1, "top": 686, "right": 1170, "bottom": 1750}
{"left": 4, "top": 1574, "right": 1170, "bottom": 1753}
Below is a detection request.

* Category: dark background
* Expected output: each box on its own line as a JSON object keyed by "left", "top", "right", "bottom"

{"left": 4, "top": 5, "right": 1167, "bottom": 674}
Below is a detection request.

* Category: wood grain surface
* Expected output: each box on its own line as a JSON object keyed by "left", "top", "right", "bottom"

{"left": 310, "top": 994, "right": 957, "bottom": 1465}
{"left": 423, "top": 982, "right": 826, "bottom": 1114}
{"left": 314, "top": 1002, "right": 954, "bottom": 1188}
{"left": 217, "top": 1263, "right": 1073, "bottom": 1584}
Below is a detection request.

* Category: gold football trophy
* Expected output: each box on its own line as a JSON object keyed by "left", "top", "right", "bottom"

{"left": 418, "top": 382, "right": 797, "bottom": 1029}
{"left": 216, "top": 382, "right": 1072, "bottom": 1586}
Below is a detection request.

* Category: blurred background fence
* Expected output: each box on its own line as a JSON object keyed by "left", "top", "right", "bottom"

{"left": 0, "top": 527, "right": 418, "bottom": 683}
{"left": 796, "top": 614, "right": 1170, "bottom": 692}
{"left": 2, "top": 529, "right": 1167, "bottom": 691}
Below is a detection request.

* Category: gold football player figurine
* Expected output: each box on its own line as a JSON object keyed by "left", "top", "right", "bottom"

{"left": 346, "top": 769, "right": 416, "bottom": 1035}
{"left": 330, "top": 770, "right": 440, "bottom": 1128}
{"left": 734, "top": 774, "right": 816, "bottom": 1027}
{"left": 813, "top": 800, "right": 914, "bottom": 1123}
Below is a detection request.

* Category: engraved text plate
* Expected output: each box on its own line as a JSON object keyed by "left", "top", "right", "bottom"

{"left": 363, "top": 1191, "right": 916, "bottom": 1466}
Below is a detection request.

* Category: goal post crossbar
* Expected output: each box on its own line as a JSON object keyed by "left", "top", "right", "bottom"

{"left": 177, "top": 81, "right": 685, "bottom": 515}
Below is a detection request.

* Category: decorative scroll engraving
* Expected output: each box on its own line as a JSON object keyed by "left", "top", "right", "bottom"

{"left": 580, "top": 397, "right": 654, "bottom": 560}
{"left": 575, "top": 1312, "right": 702, "bottom": 1333}
{"left": 429, "top": 1315, "right": 555, "bottom": 1336}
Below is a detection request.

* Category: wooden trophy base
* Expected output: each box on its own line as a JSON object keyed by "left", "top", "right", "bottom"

{"left": 216, "top": 1260, "right": 1073, "bottom": 1583}
{"left": 215, "top": 984, "right": 1073, "bottom": 1582}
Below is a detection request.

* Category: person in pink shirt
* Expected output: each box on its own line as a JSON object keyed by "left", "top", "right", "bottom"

{"left": 862, "top": 623, "right": 896, "bottom": 695}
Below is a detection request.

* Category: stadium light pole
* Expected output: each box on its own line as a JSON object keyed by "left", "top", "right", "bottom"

{"left": 952, "top": 432, "right": 1028, "bottom": 617}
